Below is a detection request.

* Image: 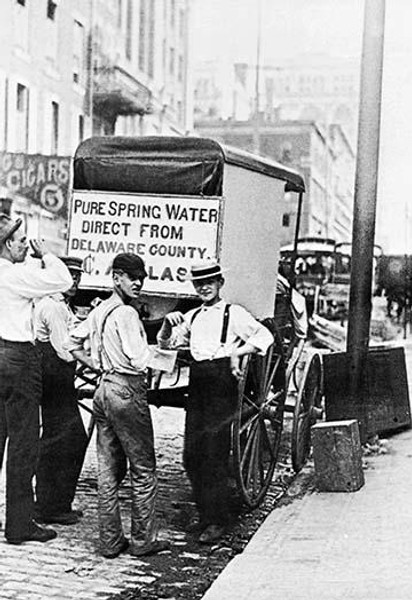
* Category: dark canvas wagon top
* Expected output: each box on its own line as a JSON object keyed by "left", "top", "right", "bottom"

{"left": 73, "top": 136, "right": 305, "bottom": 197}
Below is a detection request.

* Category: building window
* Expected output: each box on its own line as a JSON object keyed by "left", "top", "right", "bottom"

{"left": 177, "top": 100, "right": 183, "bottom": 124}
{"left": 51, "top": 101, "right": 59, "bottom": 154}
{"left": 47, "top": 0, "right": 57, "bottom": 20}
{"left": 138, "top": 0, "right": 146, "bottom": 70}
{"left": 148, "top": 0, "right": 155, "bottom": 77}
{"left": 14, "top": 0, "right": 29, "bottom": 50}
{"left": 170, "top": 0, "right": 175, "bottom": 28}
{"left": 178, "top": 55, "right": 183, "bottom": 82}
{"left": 179, "top": 9, "right": 185, "bottom": 38}
{"left": 169, "top": 47, "right": 175, "bottom": 76}
{"left": 73, "top": 20, "right": 84, "bottom": 84}
{"left": 45, "top": 0, "right": 58, "bottom": 62}
{"left": 16, "top": 83, "right": 29, "bottom": 152}
{"left": 117, "top": 0, "right": 122, "bottom": 28}
{"left": 125, "top": 0, "right": 132, "bottom": 60}
{"left": 282, "top": 213, "right": 290, "bottom": 228}
{"left": 162, "top": 39, "right": 167, "bottom": 70}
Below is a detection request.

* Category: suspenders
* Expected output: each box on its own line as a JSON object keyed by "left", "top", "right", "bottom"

{"left": 190, "top": 303, "right": 231, "bottom": 349}
{"left": 97, "top": 304, "right": 121, "bottom": 372}
{"left": 220, "top": 303, "right": 231, "bottom": 344}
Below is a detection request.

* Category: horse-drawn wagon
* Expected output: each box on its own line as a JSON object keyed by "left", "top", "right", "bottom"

{"left": 70, "top": 136, "right": 323, "bottom": 508}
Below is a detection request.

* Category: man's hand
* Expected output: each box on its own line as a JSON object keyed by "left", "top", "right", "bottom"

{"left": 164, "top": 311, "right": 185, "bottom": 327}
{"left": 230, "top": 349, "right": 243, "bottom": 381}
{"left": 29, "top": 239, "right": 47, "bottom": 259}
{"left": 157, "top": 311, "right": 185, "bottom": 347}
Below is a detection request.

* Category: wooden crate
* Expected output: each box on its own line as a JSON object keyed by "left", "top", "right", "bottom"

{"left": 323, "top": 346, "right": 411, "bottom": 440}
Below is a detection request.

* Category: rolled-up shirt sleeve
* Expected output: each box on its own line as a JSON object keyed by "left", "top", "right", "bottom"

{"left": 36, "top": 298, "right": 74, "bottom": 362}
{"left": 116, "top": 308, "right": 152, "bottom": 372}
{"left": 10, "top": 254, "right": 73, "bottom": 298}
{"left": 66, "top": 318, "right": 90, "bottom": 353}
{"left": 232, "top": 306, "right": 274, "bottom": 355}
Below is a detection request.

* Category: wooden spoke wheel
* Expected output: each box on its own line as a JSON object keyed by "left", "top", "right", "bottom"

{"left": 291, "top": 352, "right": 322, "bottom": 473}
{"left": 232, "top": 319, "right": 286, "bottom": 508}
{"left": 75, "top": 365, "right": 101, "bottom": 440}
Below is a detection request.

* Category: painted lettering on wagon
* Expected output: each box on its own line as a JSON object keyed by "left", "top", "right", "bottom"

{"left": 69, "top": 191, "right": 221, "bottom": 294}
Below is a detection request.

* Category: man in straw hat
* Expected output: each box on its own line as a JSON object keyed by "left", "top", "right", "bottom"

{"left": 157, "top": 260, "right": 274, "bottom": 543}
{"left": 34, "top": 256, "right": 88, "bottom": 526}
{"left": 67, "top": 253, "right": 170, "bottom": 558}
{"left": 0, "top": 213, "right": 72, "bottom": 545}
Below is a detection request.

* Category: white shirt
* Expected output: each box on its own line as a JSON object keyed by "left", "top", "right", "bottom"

{"left": 0, "top": 254, "right": 73, "bottom": 343}
{"left": 34, "top": 293, "right": 75, "bottom": 362}
{"left": 67, "top": 293, "right": 152, "bottom": 375}
{"left": 158, "top": 299, "right": 274, "bottom": 361}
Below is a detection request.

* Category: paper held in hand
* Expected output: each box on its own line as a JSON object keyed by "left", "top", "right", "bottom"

{"left": 149, "top": 347, "right": 178, "bottom": 373}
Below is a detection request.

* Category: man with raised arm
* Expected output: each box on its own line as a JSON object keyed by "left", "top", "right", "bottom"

{"left": 0, "top": 213, "right": 72, "bottom": 545}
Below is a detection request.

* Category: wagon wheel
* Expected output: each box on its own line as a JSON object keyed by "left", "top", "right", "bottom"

{"left": 291, "top": 352, "right": 322, "bottom": 473}
{"left": 232, "top": 319, "right": 286, "bottom": 509}
{"left": 76, "top": 365, "right": 101, "bottom": 441}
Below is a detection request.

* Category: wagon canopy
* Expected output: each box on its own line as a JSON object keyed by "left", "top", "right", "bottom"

{"left": 73, "top": 136, "right": 305, "bottom": 196}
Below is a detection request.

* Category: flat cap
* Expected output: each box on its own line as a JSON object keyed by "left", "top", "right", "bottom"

{"left": 60, "top": 256, "right": 84, "bottom": 272}
{"left": 112, "top": 253, "right": 147, "bottom": 278}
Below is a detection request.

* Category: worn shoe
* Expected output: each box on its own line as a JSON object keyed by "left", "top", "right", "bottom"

{"left": 130, "top": 540, "right": 171, "bottom": 557}
{"left": 199, "top": 524, "right": 225, "bottom": 544}
{"left": 101, "top": 538, "right": 129, "bottom": 559}
{"left": 36, "top": 512, "right": 80, "bottom": 525}
{"left": 7, "top": 521, "right": 57, "bottom": 545}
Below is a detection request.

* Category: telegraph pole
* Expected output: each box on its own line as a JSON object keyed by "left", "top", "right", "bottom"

{"left": 347, "top": 0, "right": 386, "bottom": 424}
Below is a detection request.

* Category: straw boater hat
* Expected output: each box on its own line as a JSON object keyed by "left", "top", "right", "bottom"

{"left": 187, "top": 260, "right": 228, "bottom": 281}
{"left": 0, "top": 213, "right": 22, "bottom": 244}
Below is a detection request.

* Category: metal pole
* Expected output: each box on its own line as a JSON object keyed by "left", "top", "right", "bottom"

{"left": 404, "top": 199, "right": 409, "bottom": 339}
{"left": 252, "top": 0, "right": 262, "bottom": 154}
{"left": 347, "top": 0, "right": 385, "bottom": 413}
{"left": 290, "top": 192, "right": 303, "bottom": 287}
{"left": 86, "top": 0, "right": 95, "bottom": 134}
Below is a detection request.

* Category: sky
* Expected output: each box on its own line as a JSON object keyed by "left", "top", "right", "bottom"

{"left": 192, "top": 0, "right": 364, "bottom": 64}
{"left": 191, "top": 0, "right": 412, "bottom": 254}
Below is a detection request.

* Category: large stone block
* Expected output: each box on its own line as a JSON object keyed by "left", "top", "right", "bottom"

{"left": 312, "top": 419, "right": 364, "bottom": 492}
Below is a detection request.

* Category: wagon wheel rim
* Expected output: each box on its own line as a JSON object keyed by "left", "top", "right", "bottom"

{"left": 232, "top": 321, "right": 286, "bottom": 508}
{"left": 75, "top": 366, "right": 100, "bottom": 441}
{"left": 291, "top": 352, "right": 322, "bottom": 473}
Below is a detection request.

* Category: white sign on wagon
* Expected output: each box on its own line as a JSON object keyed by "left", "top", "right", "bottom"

{"left": 68, "top": 190, "right": 223, "bottom": 295}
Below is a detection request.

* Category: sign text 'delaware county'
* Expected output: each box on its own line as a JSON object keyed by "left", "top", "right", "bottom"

{"left": 68, "top": 191, "right": 222, "bottom": 295}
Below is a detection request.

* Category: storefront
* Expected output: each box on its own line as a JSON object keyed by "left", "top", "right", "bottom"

{"left": 0, "top": 151, "right": 71, "bottom": 254}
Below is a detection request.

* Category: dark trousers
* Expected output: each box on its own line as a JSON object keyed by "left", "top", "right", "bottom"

{"left": 0, "top": 338, "right": 41, "bottom": 540}
{"left": 93, "top": 372, "right": 158, "bottom": 556}
{"left": 184, "top": 357, "right": 238, "bottom": 526}
{"left": 36, "top": 342, "right": 88, "bottom": 515}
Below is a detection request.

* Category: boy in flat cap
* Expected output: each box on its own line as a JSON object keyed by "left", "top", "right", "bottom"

{"left": 67, "top": 253, "right": 170, "bottom": 558}
{"left": 34, "top": 256, "right": 88, "bottom": 525}
{"left": 157, "top": 260, "right": 274, "bottom": 543}
{"left": 0, "top": 214, "right": 72, "bottom": 545}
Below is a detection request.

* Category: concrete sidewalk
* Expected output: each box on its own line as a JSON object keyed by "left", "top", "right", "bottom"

{"left": 203, "top": 342, "right": 412, "bottom": 600}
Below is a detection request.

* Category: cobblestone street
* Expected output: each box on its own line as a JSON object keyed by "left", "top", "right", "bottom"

{"left": 0, "top": 404, "right": 298, "bottom": 600}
